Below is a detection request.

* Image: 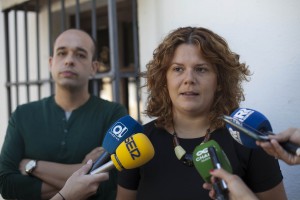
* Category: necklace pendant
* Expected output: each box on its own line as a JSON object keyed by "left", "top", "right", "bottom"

{"left": 174, "top": 145, "right": 186, "bottom": 160}
{"left": 173, "top": 132, "right": 194, "bottom": 167}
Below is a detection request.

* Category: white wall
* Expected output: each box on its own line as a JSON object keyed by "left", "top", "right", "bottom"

{"left": 137, "top": 0, "right": 300, "bottom": 199}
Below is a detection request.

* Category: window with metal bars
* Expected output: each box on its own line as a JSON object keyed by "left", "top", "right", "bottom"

{"left": 2, "top": 0, "right": 141, "bottom": 121}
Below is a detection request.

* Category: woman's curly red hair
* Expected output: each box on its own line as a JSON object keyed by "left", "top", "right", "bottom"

{"left": 142, "top": 27, "right": 251, "bottom": 129}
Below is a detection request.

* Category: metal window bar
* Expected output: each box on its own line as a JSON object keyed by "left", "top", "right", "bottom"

{"left": 14, "top": 10, "right": 20, "bottom": 106}
{"left": 61, "top": 0, "right": 66, "bottom": 32}
{"left": 90, "top": 0, "right": 100, "bottom": 96}
{"left": 91, "top": 0, "right": 97, "bottom": 40}
{"left": 4, "top": 10, "right": 12, "bottom": 116}
{"left": 24, "top": 3, "right": 30, "bottom": 102}
{"left": 75, "top": 0, "right": 80, "bottom": 28}
{"left": 36, "top": 0, "right": 41, "bottom": 99}
{"left": 108, "top": 0, "right": 120, "bottom": 103}
{"left": 48, "top": 0, "right": 54, "bottom": 94}
{"left": 131, "top": 0, "right": 141, "bottom": 122}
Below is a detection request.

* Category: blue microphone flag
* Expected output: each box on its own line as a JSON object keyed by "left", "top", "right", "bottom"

{"left": 227, "top": 108, "right": 272, "bottom": 148}
{"left": 102, "top": 115, "right": 144, "bottom": 153}
{"left": 90, "top": 115, "right": 143, "bottom": 172}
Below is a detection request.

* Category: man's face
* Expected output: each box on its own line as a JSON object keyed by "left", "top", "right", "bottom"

{"left": 49, "top": 30, "right": 97, "bottom": 90}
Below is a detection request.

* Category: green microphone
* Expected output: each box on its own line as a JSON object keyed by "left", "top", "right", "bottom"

{"left": 192, "top": 140, "right": 232, "bottom": 183}
{"left": 193, "top": 140, "right": 232, "bottom": 200}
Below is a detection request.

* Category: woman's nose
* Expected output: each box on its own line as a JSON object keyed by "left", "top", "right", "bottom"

{"left": 184, "top": 69, "right": 195, "bottom": 84}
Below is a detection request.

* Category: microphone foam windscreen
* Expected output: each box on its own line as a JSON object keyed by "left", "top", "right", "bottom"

{"left": 102, "top": 115, "right": 144, "bottom": 153}
{"left": 227, "top": 108, "right": 272, "bottom": 148}
{"left": 193, "top": 140, "right": 232, "bottom": 183}
{"left": 111, "top": 133, "right": 155, "bottom": 170}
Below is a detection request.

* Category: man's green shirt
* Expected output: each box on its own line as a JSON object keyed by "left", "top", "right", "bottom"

{"left": 0, "top": 95, "right": 127, "bottom": 200}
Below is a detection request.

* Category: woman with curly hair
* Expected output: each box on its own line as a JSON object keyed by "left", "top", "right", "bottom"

{"left": 116, "top": 27, "right": 287, "bottom": 200}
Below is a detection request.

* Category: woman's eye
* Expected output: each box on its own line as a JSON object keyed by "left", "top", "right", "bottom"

{"left": 173, "top": 66, "right": 183, "bottom": 72}
{"left": 195, "top": 67, "right": 207, "bottom": 73}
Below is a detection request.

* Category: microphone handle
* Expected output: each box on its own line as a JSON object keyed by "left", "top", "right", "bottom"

{"left": 208, "top": 147, "right": 229, "bottom": 200}
{"left": 213, "top": 182, "right": 229, "bottom": 200}
{"left": 208, "top": 147, "right": 228, "bottom": 190}
{"left": 279, "top": 141, "right": 300, "bottom": 156}
{"left": 267, "top": 132, "right": 300, "bottom": 156}
{"left": 90, "top": 160, "right": 115, "bottom": 175}
{"left": 89, "top": 151, "right": 111, "bottom": 173}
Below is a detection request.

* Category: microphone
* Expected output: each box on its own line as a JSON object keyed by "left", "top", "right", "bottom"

{"left": 90, "top": 115, "right": 144, "bottom": 172}
{"left": 223, "top": 108, "right": 300, "bottom": 155}
{"left": 193, "top": 140, "right": 232, "bottom": 200}
{"left": 225, "top": 108, "right": 271, "bottom": 148}
{"left": 208, "top": 146, "right": 229, "bottom": 200}
{"left": 90, "top": 133, "right": 155, "bottom": 174}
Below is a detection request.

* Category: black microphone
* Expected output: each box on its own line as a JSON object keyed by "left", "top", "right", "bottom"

{"left": 208, "top": 146, "right": 229, "bottom": 200}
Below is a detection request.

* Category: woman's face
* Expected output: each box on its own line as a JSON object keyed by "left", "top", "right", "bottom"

{"left": 166, "top": 43, "right": 218, "bottom": 116}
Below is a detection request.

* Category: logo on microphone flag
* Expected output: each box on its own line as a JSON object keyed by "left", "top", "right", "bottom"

{"left": 109, "top": 122, "right": 129, "bottom": 140}
{"left": 193, "top": 140, "right": 232, "bottom": 183}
